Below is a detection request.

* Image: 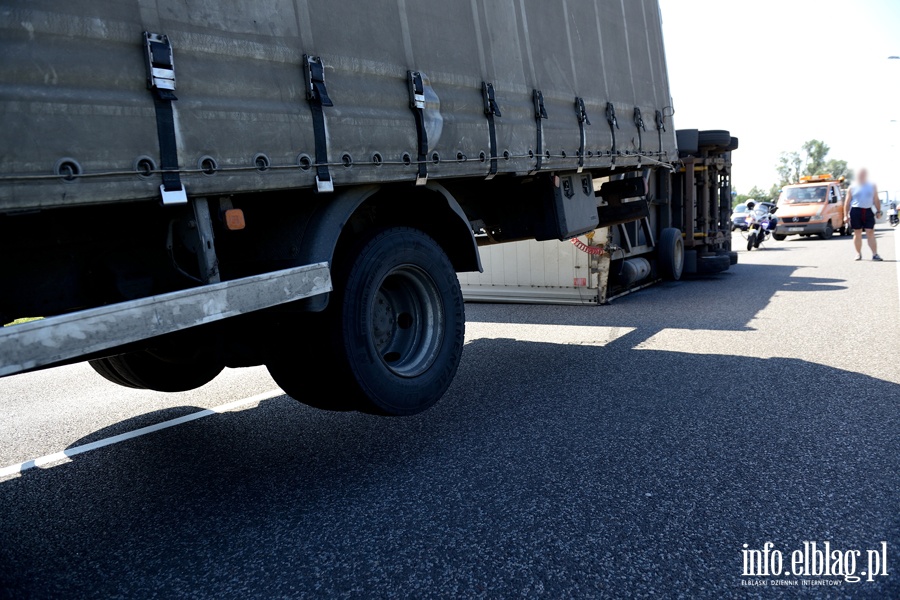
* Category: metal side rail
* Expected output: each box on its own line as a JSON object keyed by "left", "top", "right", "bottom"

{"left": 0, "top": 263, "right": 332, "bottom": 377}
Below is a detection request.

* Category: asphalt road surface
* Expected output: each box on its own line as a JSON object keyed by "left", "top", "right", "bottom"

{"left": 1, "top": 227, "right": 898, "bottom": 599}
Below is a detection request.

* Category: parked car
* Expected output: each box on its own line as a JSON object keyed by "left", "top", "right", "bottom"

{"left": 731, "top": 203, "right": 750, "bottom": 231}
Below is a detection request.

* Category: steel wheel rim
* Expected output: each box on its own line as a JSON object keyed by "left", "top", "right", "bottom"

{"left": 370, "top": 265, "right": 444, "bottom": 378}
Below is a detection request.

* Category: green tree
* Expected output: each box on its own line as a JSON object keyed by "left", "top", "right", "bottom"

{"left": 773, "top": 140, "right": 852, "bottom": 187}
{"left": 742, "top": 140, "right": 851, "bottom": 207}
{"left": 823, "top": 159, "right": 852, "bottom": 181}
{"left": 801, "top": 139, "right": 829, "bottom": 176}
{"left": 776, "top": 151, "right": 802, "bottom": 186}
{"left": 747, "top": 185, "right": 771, "bottom": 201}
{"left": 733, "top": 185, "right": 772, "bottom": 208}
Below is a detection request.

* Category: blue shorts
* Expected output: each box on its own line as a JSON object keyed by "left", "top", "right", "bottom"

{"left": 850, "top": 207, "right": 875, "bottom": 230}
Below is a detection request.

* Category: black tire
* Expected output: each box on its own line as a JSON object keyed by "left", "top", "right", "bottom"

{"left": 682, "top": 250, "right": 698, "bottom": 275}
{"left": 818, "top": 222, "right": 834, "bottom": 239}
{"left": 747, "top": 232, "right": 756, "bottom": 251}
{"left": 773, "top": 234, "right": 787, "bottom": 241}
{"left": 88, "top": 358, "right": 143, "bottom": 389}
{"left": 698, "top": 129, "right": 731, "bottom": 149}
{"left": 716, "top": 249, "right": 739, "bottom": 266}
{"left": 268, "top": 227, "right": 464, "bottom": 416}
{"left": 697, "top": 253, "right": 731, "bottom": 275}
{"left": 754, "top": 232, "right": 764, "bottom": 248}
{"left": 658, "top": 227, "right": 685, "bottom": 281}
{"left": 101, "top": 350, "right": 224, "bottom": 392}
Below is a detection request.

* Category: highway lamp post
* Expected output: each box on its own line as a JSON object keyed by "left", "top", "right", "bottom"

{"left": 887, "top": 58, "right": 898, "bottom": 208}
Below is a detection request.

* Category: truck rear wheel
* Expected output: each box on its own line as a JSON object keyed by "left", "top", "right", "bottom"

{"left": 89, "top": 350, "right": 224, "bottom": 392}
{"left": 658, "top": 227, "right": 684, "bottom": 281}
{"left": 268, "top": 227, "right": 465, "bottom": 416}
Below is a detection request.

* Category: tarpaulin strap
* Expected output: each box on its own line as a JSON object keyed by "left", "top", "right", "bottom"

{"left": 304, "top": 55, "right": 334, "bottom": 193}
{"left": 575, "top": 97, "right": 591, "bottom": 173}
{"left": 655, "top": 109, "right": 666, "bottom": 155}
{"left": 633, "top": 107, "right": 646, "bottom": 158}
{"left": 606, "top": 102, "right": 619, "bottom": 166}
{"left": 143, "top": 32, "right": 186, "bottom": 205}
{"left": 482, "top": 82, "right": 501, "bottom": 180}
{"left": 530, "top": 89, "right": 548, "bottom": 175}
{"left": 408, "top": 71, "right": 428, "bottom": 186}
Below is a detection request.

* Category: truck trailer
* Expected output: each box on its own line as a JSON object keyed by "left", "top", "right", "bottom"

{"left": 0, "top": 0, "right": 733, "bottom": 415}
{"left": 459, "top": 133, "right": 740, "bottom": 304}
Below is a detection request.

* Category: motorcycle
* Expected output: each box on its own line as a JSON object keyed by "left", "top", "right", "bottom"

{"left": 889, "top": 202, "right": 898, "bottom": 227}
{"left": 746, "top": 208, "right": 777, "bottom": 251}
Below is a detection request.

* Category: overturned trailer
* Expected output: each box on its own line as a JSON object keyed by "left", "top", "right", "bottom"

{"left": 459, "top": 130, "right": 739, "bottom": 304}
{"left": 1, "top": 0, "right": 727, "bottom": 415}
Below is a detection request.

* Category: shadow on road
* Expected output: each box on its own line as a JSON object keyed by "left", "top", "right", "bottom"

{"left": 0, "top": 334, "right": 896, "bottom": 598}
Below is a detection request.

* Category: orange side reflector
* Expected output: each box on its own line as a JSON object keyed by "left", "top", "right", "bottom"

{"left": 224, "top": 209, "right": 246, "bottom": 231}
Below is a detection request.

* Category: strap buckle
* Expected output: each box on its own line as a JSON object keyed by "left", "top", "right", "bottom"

{"left": 606, "top": 102, "right": 619, "bottom": 129}
{"left": 575, "top": 97, "right": 591, "bottom": 173}
{"left": 482, "top": 82, "right": 501, "bottom": 117}
{"left": 655, "top": 109, "right": 666, "bottom": 132}
{"left": 482, "top": 82, "right": 501, "bottom": 180}
{"left": 143, "top": 32, "right": 176, "bottom": 93}
{"left": 575, "top": 97, "right": 591, "bottom": 125}
{"left": 530, "top": 90, "right": 547, "bottom": 175}
{"left": 533, "top": 89, "right": 548, "bottom": 120}
{"left": 633, "top": 107, "right": 646, "bottom": 131}
{"left": 304, "top": 55, "right": 333, "bottom": 107}
{"left": 407, "top": 71, "right": 429, "bottom": 186}
{"left": 408, "top": 71, "right": 425, "bottom": 110}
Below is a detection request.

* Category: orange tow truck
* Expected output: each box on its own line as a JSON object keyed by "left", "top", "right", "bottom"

{"left": 773, "top": 175, "right": 848, "bottom": 240}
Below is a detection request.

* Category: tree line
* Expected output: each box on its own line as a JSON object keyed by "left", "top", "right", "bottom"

{"left": 734, "top": 139, "right": 852, "bottom": 206}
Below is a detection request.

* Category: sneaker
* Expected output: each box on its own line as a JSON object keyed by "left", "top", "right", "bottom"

{"left": 855, "top": 255, "right": 862, "bottom": 261}
{"left": 873, "top": 254, "right": 883, "bottom": 261}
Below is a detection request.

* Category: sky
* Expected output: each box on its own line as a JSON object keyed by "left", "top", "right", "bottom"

{"left": 658, "top": 0, "right": 900, "bottom": 200}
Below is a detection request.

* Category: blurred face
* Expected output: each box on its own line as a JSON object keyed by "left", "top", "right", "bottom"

{"left": 857, "top": 169, "right": 868, "bottom": 185}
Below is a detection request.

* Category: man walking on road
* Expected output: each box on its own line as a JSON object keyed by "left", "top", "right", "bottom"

{"left": 844, "top": 168, "right": 883, "bottom": 261}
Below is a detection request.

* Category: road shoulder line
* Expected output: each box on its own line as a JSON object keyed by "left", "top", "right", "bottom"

{"left": 0, "top": 389, "right": 283, "bottom": 479}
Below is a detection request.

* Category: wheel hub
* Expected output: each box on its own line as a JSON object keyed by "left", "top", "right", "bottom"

{"left": 370, "top": 265, "right": 444, "bottom": 378}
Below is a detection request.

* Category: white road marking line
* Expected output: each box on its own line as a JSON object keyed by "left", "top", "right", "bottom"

{"left": 0, "top": 389, "right": 283, "bottom": 479}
